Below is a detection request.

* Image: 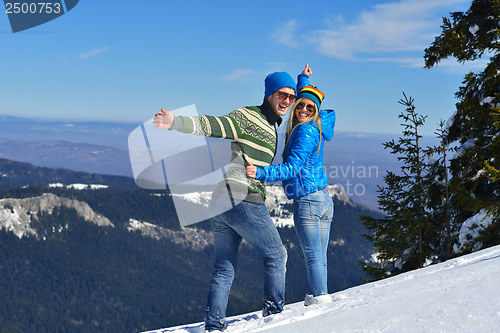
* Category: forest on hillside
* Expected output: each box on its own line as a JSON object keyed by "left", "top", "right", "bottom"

{"left": 0, "top": 173, "right": 382, "bottom": 333}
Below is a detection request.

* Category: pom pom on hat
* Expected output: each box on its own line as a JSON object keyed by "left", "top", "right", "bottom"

{"left": 297, "top": 85, "right": 325, "bottom": 111}
{"left": 264, "top": 72, "right": 296, "bottom": 99}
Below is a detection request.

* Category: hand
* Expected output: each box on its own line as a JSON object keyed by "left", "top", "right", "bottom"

{"left": 302, "top": 63, "right": 312, "bottom": 76}
{"left": 245, "top": 160, "right": 257, "bottom": 179}
{"left": 153, "top": 108, "right": 174, "bottom": 129}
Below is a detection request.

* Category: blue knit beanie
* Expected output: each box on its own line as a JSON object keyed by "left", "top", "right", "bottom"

{"left": 264, "top": 72, "right": 296, "bottom": 99}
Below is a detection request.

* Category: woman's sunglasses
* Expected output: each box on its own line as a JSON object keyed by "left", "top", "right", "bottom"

{"left": 276, "top": 91, "right": 297, "bottom": 103}
{"left": 296, "top": 102, "right": 315, "bottom": 113}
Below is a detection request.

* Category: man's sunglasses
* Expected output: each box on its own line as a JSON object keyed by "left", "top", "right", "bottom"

{"left": 276, "top": 91, "right": 297, "bottom": 103}
{"left": 296, "top": 102, "right": 315, "bottom": 113}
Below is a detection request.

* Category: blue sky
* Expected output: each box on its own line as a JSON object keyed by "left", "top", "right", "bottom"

{"left": 0, "top": 0, "right": 487, "bottom": 135}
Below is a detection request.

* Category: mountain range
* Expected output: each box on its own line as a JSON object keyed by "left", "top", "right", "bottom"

{"left": 0, "top": 114, "right": 443, "bottom": 211}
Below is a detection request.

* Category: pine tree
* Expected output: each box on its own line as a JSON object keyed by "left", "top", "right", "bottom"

{"left": 424, "top": 0, "right": 500, "bottom": 254}
{"left": 476, "top": 106, "right": 500, "bottom": 248}
{"left": 425, "top": 120, "right": 458, "bottom": 261}
{"left": 360, "top": 94, "right": 433, "bottom": 280}
{"left": 484, "top": 108, "right": 500, "bottom": 182}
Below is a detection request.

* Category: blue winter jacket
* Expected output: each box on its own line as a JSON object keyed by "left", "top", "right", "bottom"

{"left": 255, "top": 73, "right": 336, "bottom": 199}
{"left": 255, "top": 109, "right": 336, "bottom": 199}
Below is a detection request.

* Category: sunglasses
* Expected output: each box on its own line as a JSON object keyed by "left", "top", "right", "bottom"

{"left": 276, "top": 91, "right": 297, "bottom": 103}
{"left": 296, "top": 102, "right": 315, "bottom": 113}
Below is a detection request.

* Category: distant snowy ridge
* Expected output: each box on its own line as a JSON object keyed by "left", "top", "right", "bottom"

{"left": 49, "top": 183, "right": 109, "bottom": 190}
{"left": 0, "top": 185, "right": 351, "bottom": 245}
{"left": 265, "top": 185, "right": 353, "bottom": 227}
{"left": 170, "top": 185, "right": 353, "bottom": 228}
{"left": 143, "top": 245, "right": 500, "bottom": 333}
{"left": 0, "top": 193, "right": 214, "bottom": 250}
{"left": 129, "top": 185, "right": 351, "bottom": 246}
{"left": 0, "top": 193, "right": 113, "bottom": 239}
{"left": 128, "top": 219, "right": 213, "bottom": 250}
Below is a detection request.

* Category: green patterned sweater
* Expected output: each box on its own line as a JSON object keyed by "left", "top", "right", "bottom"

{"left": 170, "top": 104, "right": 279, "bottom": 203}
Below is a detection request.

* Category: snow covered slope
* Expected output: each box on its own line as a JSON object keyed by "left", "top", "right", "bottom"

{"left": 143, "top": 245, "right": 500, "bottom": 333}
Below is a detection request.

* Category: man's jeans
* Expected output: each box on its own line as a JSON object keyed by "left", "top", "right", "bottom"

{"left": 293, "top": 189, "right": 334, "bottom": 297}
{"left": 204, "top": 195, "right": 287, "bottom": 331}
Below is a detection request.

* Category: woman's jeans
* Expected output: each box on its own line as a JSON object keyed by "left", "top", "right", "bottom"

{"left": 204, "top": 195, "right": 287, "bottom": 331}
{"left": 293, "top": 189, "right": 334, "bottom": 297}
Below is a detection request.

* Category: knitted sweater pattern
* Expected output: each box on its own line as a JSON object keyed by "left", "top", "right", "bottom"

{"left": 173, "top": 106, "right": 277, "bottom": 202}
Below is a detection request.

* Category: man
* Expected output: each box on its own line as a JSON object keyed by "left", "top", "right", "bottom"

{"left": 153, "top": 71, "right": 296, "bottom": 332}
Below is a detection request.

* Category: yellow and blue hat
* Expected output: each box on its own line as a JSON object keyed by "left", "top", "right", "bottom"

{"left": 297, "top": 85, "right": 325, "bottom": 111}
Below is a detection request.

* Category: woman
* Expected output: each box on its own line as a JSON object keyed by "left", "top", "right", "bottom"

{"left": 246, "top": 64, "right": 336, "bottom": 305}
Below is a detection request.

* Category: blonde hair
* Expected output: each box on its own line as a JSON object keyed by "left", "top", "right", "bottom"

{"left": 282, "top": 97, "right": 322, "bottom": 158}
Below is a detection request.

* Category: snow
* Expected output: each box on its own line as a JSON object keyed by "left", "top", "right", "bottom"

{"left": 329, "top": 238, "right": 345, "bottom": 246}
{"left": 127, "top": 218, "right": 213, "bottom": 248}
{"left": 480, "top": 96, "right": 495, "bottom": 106}
{"left": 49, "top": 183, "right": 109, "bottom": 190}
{"left": 469, "top": 25, "right": 479, "bottom": 35}
{"left": 0, "top": 203, "right": 37, "bottom": 238}
{"left": 89, "top": 184, "right": 109, "bottom": 189}
{"left": 67, "top": 183, "right": 89, "bottom": 190}
{"left": 444, "top": 110, "right": 457, "bottom": 134}
{"left": 471, "top": 169, "right": 485, "bottom": 180}
{"left": 454, "top": 209, "right": 495, "bottom": 253}
{"left": 452, "top": 139, "right": 476, "bottom": 159}
{"left": 143, "top": 245, "right": 500, "bottom": 333}
{"left": 369, "top": 251, "right": 381, "bottom": 265}
{"left": 264, "top": 186, "right": 294, "bottom": 228}
{"left": 128, "top": 218, "right": 159, "bottom": 232}
{"left": 171, "top": 191, "right": 212, "bottom": 208}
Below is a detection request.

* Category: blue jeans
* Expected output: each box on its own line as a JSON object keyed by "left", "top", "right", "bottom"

{"left": 204, "top": 195, "right": 287, "bottom": 331}
{"left": 293, "top": 189, "right": 334, "bottom": 297}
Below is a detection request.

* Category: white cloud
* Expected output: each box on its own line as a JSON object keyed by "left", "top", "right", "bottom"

{"left": 270, "top": 20, "right": 299, "bottom": 48}
{"left": 365, "top": 56, "right": 425, "bottom": 67}
{"left": 266, "top": 62, "right": 293, "bottom": 67}
{"left": 273, "top": 0, "right": 470, "bottom": 65}
{"left": 221, "top": 69, "right": 255, "bottom": 82}
{"left": 315, "top": 0, "right": 469, "bottom": 60}
{"left": 432, "top": 56, "right": 492, "bottom": 72}
{"left": 78, "top": 46, "right": 109, "bottom": 60}
{"left": 364, "top": 49, "right": 491, "bottom": 70}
